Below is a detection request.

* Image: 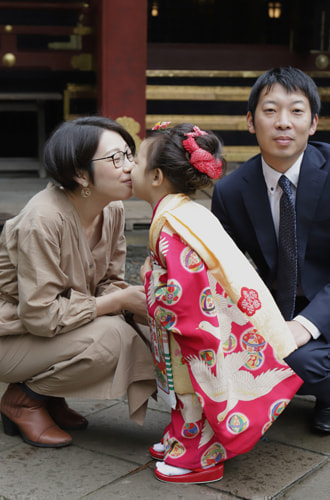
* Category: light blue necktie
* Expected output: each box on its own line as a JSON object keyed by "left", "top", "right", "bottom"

{"left": 276, "top": 175, "right": 297, "bottom": 320}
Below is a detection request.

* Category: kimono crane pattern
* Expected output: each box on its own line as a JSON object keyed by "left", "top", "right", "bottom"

{"left": 144, "top": 194, "right": 303, "bottom": 471}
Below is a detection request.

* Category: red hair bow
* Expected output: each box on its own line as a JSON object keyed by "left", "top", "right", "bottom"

{"left": 182, "top": 126, "right": 222, "bottom": 179}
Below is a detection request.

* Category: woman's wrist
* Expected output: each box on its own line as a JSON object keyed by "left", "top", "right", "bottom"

{"left": 95, "top": 290, "right": 125, "bottom": 317}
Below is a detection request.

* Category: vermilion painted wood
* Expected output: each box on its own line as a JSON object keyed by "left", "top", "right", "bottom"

{"left": 96, "top": 0, "right": 147, "bottom": 138}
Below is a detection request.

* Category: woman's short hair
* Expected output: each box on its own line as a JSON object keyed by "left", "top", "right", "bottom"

{"left": 43, "top": 116, "right": 136, "bottom": 190}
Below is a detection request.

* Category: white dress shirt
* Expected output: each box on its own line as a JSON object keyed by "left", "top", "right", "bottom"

{"left": 262, "top": 155, "right": 320, "bottom": 339}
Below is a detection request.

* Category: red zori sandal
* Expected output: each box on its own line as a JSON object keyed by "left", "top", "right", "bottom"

{"left": 154, "top": 461, "right": 224, "bottom": 485}
{"left": 149, "top": 441, "right": 165, "bottom": 460}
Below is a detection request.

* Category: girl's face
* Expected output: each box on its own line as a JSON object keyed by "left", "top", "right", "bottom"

{"left": 131, "top": 138, "right": 155, "bottom": 203}
{"left": 91, "top": 129, "right": 134, "bottom": 203}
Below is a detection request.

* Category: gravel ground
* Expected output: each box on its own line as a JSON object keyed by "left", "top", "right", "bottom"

{"left": 125, "top": 245, "right": 149, "bottom": 285}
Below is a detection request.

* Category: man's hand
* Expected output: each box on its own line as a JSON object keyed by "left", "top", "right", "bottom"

{"left": 287, "top": 320, "right": 312, "bottom": 347}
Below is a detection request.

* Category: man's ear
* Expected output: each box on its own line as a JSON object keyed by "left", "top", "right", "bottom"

{"left": 247, "top": 111, "right": 256, "bottom": 134}
{"left": 151, "top": 168, "right": 164, "bottom": 187}
{"left": 309, "top": 114, "right": 318, "bottom": 136}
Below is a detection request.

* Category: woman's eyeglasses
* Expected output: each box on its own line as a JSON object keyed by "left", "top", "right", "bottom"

{"left": 92, "top": 150, "right": 135, "bottom": 168}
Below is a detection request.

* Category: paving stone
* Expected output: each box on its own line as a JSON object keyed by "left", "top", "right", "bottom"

{"left": 265, "top": 396, "right": 330, "bottom": 455}
{"left": 0, "top": 444, "right": 136, "bottom": 500}
{"left": 210, "top": 439, "right": 327, "bottom": 499}
{"left": 280, "top": 460, "right": 330, "bottom": 500}
{"left": 72, "top": 400, "right": 171, "bottom": 465}
{"left": 85, "top": 467, "right": 233, "bottom": 500}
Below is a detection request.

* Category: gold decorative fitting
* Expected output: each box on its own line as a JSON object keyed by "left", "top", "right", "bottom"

{"left": 2, "top": 53, "right": 16, "bottom": 67}
{"left": 315, "top": 54, "right": 329, "bottom": 70}
{"left": 4, "top": 25, "right": 12, "bottom": 32}
{"left": 49, "top": 35, "right": 82, "bottom": 51}
{"left": 70, "top": 53, "right": 93, "bottom": 71}
{"left": 116, "top": 116, "right": 142, "bottom": 150}
{"left": 73, "top": 26, "right": 93, "bottom": 36}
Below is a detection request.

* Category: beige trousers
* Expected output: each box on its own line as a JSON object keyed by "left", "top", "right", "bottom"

{"left": 0, "top": 315, "right": 156, "bottom": 425}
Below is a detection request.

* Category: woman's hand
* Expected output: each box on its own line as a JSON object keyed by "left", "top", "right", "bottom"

{"left": 95, "top": 285, "right": 147, "bottom": 320}
{"left": 120, "top": 285, "right": 148, "bottom": 319}
{"left": 140, "top": 256, "right": 152, "bottom": 282}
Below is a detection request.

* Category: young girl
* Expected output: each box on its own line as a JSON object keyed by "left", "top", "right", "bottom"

{"left": 131, "top": 123, "right": 302, "bottom": 484}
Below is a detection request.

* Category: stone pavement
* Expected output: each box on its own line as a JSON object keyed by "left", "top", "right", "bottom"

{"left": 0, "top": 176, "right": 329, "bottom": 499}
{"left": 0, "top": 383, "right": 329, "bottom": 500}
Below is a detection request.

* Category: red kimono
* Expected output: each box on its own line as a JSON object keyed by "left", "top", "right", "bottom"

{"left": 145, "top": 194, "right": 302, "bottom": 471}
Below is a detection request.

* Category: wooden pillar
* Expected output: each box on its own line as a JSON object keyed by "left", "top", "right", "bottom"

{"left": 96, "top": 0, "right": 147, "bottom": 146}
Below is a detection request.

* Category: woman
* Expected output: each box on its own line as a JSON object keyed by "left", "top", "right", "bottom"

{"left": 0, "top": 116, "right": 155, "bottom": 448}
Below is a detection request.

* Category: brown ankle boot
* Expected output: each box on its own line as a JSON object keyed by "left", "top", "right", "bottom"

{"left": 46, "top": 397, "right": 88, "bottom": 430}
{"left": 0, "top": 383, "right": 72, "bottom": 448}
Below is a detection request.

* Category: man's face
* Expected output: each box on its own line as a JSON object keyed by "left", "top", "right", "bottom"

{"left": 247, "top": 83, "right": 318, "bottom": 172}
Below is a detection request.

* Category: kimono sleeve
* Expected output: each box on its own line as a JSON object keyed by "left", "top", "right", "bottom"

{"left": 145, "top": 231, "right": 214, "bottom": 345}
{"left": 145, "top": 230, "right": 221, "bottom": 401}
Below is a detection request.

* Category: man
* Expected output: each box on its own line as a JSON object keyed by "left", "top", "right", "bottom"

{"left": 211, "top": 66, "right": 330, "bottom": 433}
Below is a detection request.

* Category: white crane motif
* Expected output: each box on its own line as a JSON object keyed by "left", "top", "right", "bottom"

{"left": 188, "top": 349, "right": 293, "bottom": 422}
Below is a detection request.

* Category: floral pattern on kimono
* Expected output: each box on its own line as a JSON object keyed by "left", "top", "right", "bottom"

{"left": 145, "top": 222, "right": 302, "bottom": 471}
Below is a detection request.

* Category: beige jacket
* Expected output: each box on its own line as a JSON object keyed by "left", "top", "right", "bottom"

{"left": 0, "top": 182, "right": 129, "bottom": 337}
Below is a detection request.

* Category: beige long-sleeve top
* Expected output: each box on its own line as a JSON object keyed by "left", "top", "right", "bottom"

{"left": 0, "top": 182, "right": 129, "bottom": 337}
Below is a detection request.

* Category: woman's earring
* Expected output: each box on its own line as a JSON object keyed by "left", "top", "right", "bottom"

{"left": 81, "top": 180, "right": 91, "bottom": 198}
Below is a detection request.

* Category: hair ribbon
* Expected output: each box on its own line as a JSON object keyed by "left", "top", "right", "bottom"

{"left": 182, "top": 126, "right": 222, "bottom": 179}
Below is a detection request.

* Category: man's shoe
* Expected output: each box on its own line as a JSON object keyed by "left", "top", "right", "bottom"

{"left": 46, "top": 397, "right": 88, "bottom": 430}
{"left": 311, "top": 402, "right": 330, "bottom": 433}
{"left": 0, "top": 383, "right": 72, "bottom": 448}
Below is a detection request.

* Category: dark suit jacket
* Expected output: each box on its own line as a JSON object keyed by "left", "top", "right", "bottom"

{"left": 212, "top": 141, "right": 330, "bottom": 342}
